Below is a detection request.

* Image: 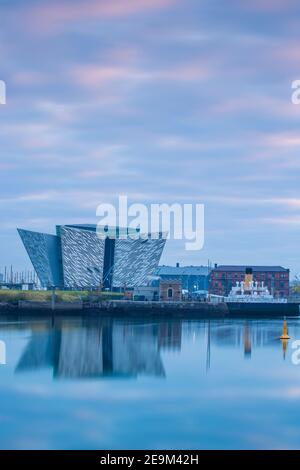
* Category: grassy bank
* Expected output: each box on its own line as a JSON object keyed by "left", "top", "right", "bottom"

{"left": 0, "top": 289, "right": 123, "bottom": 303}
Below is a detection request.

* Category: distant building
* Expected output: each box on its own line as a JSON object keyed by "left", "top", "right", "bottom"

{"left": 21, "top": 283, "right": 35, "bottom": 291}
{"left": 159, "top": 280, "right": 182, "bottom": 302}
{"left": 133, "top": 286, "right": 159, "bottom": 301}
{"left": 209, "top": 265, "right": 289, "bottom": 298}
{"left": 18, "top": 225, "right": 166, "bottom": 290}
{"left": 155, "top": 264, "right": 211, "bottom": 292}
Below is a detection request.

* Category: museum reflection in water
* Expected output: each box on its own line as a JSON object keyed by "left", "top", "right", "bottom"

{"left": 15, "top": 320, "right": 182, "bottom": 379}
{"left": 7, "top": 317, "right": 296, "bottom": 379}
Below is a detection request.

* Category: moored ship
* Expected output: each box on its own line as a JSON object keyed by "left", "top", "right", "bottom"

{"left": 225, "top": 269, "right": 299, "bottom": 316}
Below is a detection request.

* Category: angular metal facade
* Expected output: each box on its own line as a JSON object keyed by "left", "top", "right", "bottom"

{"left": 18, "top": 225, "right": 166, "bottom": 289}
{"left": 17, "top": 228, "right": 63, "bottom": 287}
{"left": 112, "top": 235, "right": 166, "bottom": 288}
{"left": 59, "top": 226, "right": 105, "bottom": 289}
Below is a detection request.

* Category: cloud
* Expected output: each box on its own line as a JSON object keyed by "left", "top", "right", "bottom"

{"left": 72, "top": 65, "right": 142, "bottom": 87}
{"left": 0, "top": 191, "right": 59, "bottom": 205}
{"left": 211, "top": 95, "right": 300, "bottom": 120}
{"left": 1, "top": 0, "right": 300, "bottom": 276}
{"left": 261, "top": 133, "right": 300, "bottom": 148}
{"left": 0, "top": 122, "right": 65, "bottom": 150}
{"left": 234, "top": 0, "right": 298, "bottom": 12}
{"left": 72, "top": 61, "right": 211, "bottom": 89}
{"left": 156, "top": 134, "right": 245, "bottom": 150}
{"left": 157, "top": 135, "right": 207, "bottom": 150}
{"left": 12, "top": 72, "right": 48, "bottom": 86}
{"left": 260, "top": 216, "right": 300, "bottom": 226}
{"left": 201, "top": 196, "right": 300, "bottom": 210}
{"left": 26, "top": 0, "right": 177, "bottom": 33}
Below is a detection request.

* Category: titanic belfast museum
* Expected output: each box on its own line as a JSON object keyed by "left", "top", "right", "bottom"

{"left": 17, "top": 224, "right": 166, "bottom": 289}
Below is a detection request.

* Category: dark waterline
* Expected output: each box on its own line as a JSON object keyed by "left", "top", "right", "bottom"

{"left": 0, "top": 315, "right": 300, "bottom": 449}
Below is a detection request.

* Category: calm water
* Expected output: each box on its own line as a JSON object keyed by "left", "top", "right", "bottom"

{"left": 0, "top": 315, "right": 300, "bottom": 449}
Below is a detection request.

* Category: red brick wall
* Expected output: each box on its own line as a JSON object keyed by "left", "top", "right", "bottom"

{"left": 209, "top": 269, "right": 289, "bottom": 298}
{"left": 159, "top": 280, "right": 182, "bottom": 302}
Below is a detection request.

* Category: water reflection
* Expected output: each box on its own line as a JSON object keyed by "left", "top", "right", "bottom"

{"left": 0, "top": 316, "right": 300, "bottom": 449}
{"left": 8, "top": 316, "right": 300, "bottom": 379}
{"left": 244, "top": 323, "right": 251, "bottom": 358}
{"left": 15, "top": 320, "right": 183, "bottom": 379}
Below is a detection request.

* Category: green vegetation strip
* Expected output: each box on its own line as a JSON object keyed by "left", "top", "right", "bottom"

{"left": 0, "top": 290, "right": 123, "bottom": 303}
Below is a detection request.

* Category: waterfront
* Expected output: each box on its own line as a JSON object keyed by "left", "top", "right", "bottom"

{"left": 0, "top": 316, "right": 300, "bottom": 449}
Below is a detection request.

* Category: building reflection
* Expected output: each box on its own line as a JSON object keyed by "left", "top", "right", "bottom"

{"left": 209, "top": 321, "right": 288, "bottom": 349}
{"left": 206, "top": 319, "right": 300, "bottom": 362}
{"left": 184, "top": 318, "right": 300, "bottom": 369}
{"left": 15, "top": 320, "right": 182, "bottom": 379}
{"left": 243, "top": 323, "right": 251, "bottom": 358}
{"left": 4, "top": 316, "right": 298, "bottom": 379}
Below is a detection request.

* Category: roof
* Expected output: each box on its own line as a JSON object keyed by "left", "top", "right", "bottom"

{"left": 212, "top": 265, "right": 289, "bottom": 273}
{"left": 60, "top": 225, "right": 140, "bottom": 234}
{"left": 156, "top": 265, "right": 211, "bottom": 276}
{"left": 57, "top": 225, "right": 164, "bottom": 237}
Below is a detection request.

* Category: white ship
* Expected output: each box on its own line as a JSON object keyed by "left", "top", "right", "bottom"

{"left": 226, "top": 280, "right": 287, "bottom": 303}
{"left": 226, "top": 269, "right": 287, "bottom": 304}
{"left": 218, "top": 269, "right": 299, "bottom": 315}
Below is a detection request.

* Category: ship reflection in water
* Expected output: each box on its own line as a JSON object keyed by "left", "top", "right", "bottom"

{"left": 1, "top": 316, "right": 300, "bottom": 449}
{"left": 14, "top": 318, "right": 297, "bottom": 378}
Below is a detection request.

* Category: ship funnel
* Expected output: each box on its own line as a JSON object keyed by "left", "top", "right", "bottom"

{"left": 244, "top": 267, "right": 253, "bottom": 290}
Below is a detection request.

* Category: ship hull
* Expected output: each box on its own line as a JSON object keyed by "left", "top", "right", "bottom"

{"left": 226, "top": 302, "right": 299, "bottom": 316}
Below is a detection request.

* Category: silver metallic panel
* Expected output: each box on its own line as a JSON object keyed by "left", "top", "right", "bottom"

{"left": 60, "top": 226, "right": 105, "bottom": 289}
{"left": 112, "top": 235, "right": 166, "bottom": 288}
{"left": 17, "top": 229, "right": 61, "bottom": 287}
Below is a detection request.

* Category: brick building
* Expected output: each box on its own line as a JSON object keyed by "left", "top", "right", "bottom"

{"left": 209, "top": 265, "right": 289, "bottom": 298}
{"left": 159, "top": 280, "right": 182, "bottom": 302}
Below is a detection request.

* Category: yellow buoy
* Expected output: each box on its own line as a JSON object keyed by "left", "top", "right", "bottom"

{"left": 280, "top": 318, "right": 290, "bottom": 340}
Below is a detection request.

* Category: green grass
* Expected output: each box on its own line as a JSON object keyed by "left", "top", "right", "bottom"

{"left": 0, "top": 289, "right": 123, "bottom": 303}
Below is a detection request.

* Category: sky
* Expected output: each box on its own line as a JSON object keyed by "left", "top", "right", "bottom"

{"left": 1, "top": 0, "right": 300, "bottom": 276}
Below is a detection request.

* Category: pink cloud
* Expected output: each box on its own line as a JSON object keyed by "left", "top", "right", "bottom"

{"left": 273, "top": 42, "right": 300, "bottom": 63}
{"left": 0, "top": 123, "right": 63, "bottom": 150}
{"left": 72, "top": 65, "right": 136, "bottom": 86}
{"left": 262, "top": 132, "right": 300, "bottom": 148}
{"left": 234, "top": 0, "right": 297, "bottom": 12}
{"left": 12, "top": 71, "right": 48, "bottom": 86}
{"left": 160, "top": 62, "right": 211, "bottom": 81}
{"left": 72, "top": 61, "right": 211, "bottom": 88}
{"left": 26, "top": 0, "right": 176, "bottom": 33}
{"left": 211, "top": 95, "right": 300, "bottom": 119}
{"left": 262, "top": 216, "right": 300, "bottom": 226}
